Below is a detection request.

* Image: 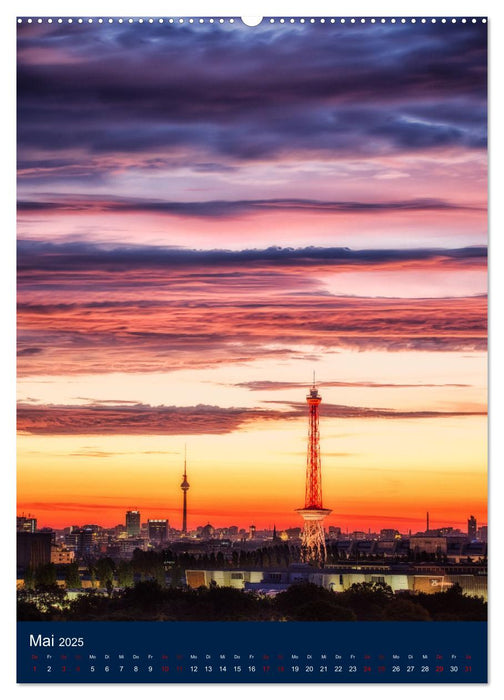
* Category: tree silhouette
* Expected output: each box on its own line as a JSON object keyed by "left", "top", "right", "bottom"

{"left": 385, "top": 599, "right": 431, "bottom": 621}
{"left": 94, "top": 557, "right": 115, "bottom": 587}
{"left": 23, "top": 567, "right": 35, "bottom": 590}
{"left": 64, "top": 562, "right": 81, "bottom": 588}
{"left": 16, "top": 575, "right": 487, "bottom": 622}
{"left": 17, "top": 588, "right": 44, "bottom": 621}
{"left": 338, "top": 581, "right": 394, "bottom": 621}
{"left": 295, "top": 600, "right": 357, "bottom": 621}
{"left": 275, "top": 582, "right": 337, "bottom": 618}
{"left": 116, "top": 561, "right": 134, "bottom": 588}
{"left": 34, "top": 563, "right": 57, "bottom": 587}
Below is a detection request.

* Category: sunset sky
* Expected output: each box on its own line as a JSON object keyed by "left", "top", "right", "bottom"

{"left": 17, "top": 18, "right": 487, "bottom": 532}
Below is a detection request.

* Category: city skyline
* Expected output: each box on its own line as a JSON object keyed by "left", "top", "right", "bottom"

{"left": 16, "top": 466, "right": 486, "bottom": 534}
{"left": 16, "top": 374, "right": 487, "bottom": 531}
{"left": 16, "top": 509, "right": 488, "bottom": 539}
{"left": 17, "top": 20, "right": 487, "bottom": 533}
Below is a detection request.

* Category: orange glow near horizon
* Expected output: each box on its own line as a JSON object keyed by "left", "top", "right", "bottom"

{"left": 17, "top": 20, "right": 487, "bottom": 538}
{"left": 17, "top": 408, "right": 487, "bottom": 533}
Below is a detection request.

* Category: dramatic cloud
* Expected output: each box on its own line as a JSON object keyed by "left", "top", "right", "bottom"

{"left": 67, "top": 447, "right": 179, "bottom": 458}
{"left": 17, "top": 21, "right": 486, "bottom": 177}
{"left": 17, "top": 401, "right": 486, "bottom": 436}
{"left": 232, "top": 380, "right": 471, "bottom": 391}
{"left": 16, "top": 347, "right": 43, "bottom": 357}
{"left": 17, "top": 241, "right": 487, "bottom": 376}
{"left": 17, "top": 195, "right": 480, "bottom": 218}
{"left": 17, "top": 402, "right": 278, "bottom": 436}
{"left": 277, "top": 402, "right": 487, "bottom": 421}
{"left": 16, "top": 20, "right": 488, "bottom": 531}
{"left": 17, "top": 239, "right": 486, "bottom": 273}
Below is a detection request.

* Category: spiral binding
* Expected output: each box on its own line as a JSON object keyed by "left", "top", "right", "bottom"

{"left": 17, "top": 17, "right": 488, "bottom": 26}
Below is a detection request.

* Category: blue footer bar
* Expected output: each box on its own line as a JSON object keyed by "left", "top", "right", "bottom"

{"left": 17, "top": 621, "right": 487, "bottom": 683}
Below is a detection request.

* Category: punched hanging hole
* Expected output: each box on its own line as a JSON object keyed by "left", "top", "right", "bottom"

{"left": 241, "top": 16, "right": 263, "bottom": 27}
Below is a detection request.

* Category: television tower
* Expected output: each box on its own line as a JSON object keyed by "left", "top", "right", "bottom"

{"left": 296, "top": 375, "right": 332, "bottom": 565}
{"left": 180, "top": 445, "right": 190, "bottom": 534}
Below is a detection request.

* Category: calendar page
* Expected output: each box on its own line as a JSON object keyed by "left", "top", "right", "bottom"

{"left": 16, "top": 13, "right": 488, "bottom": 684}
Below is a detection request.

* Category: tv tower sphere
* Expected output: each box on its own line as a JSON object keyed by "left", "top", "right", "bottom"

{"left": 295, "top": 379, "right": 332, "bottom": 565}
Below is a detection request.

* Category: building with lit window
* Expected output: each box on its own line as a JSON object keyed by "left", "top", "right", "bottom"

{"left": 186, "top": 563, "right": 487, "bottom": 601}
{"left": 126, "top": 509, "right": 141, "bottom": 537}
{"left": 17, "top": 516, "right": 37, "bottom": 532}
{"left": 148, "top": 519, "right": 168, "bottom": 544}
{"left": 468, "top": 515, "right": 477, "bottom": 541}
{"left": 51, "top": 546, "right": 75, "bottom": 564}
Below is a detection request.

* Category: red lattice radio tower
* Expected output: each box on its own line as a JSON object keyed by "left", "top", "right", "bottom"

{"left": 296, "top": 376, "right": 332, "bottom": 565}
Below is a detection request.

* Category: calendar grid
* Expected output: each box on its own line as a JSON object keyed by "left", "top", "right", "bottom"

{"left": 17, "top": 621, "right": 487, "bottom": 683}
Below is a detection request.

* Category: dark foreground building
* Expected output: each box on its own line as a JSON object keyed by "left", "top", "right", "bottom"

{"left": 17, "top": 531, "right": 52, "bottom": 570}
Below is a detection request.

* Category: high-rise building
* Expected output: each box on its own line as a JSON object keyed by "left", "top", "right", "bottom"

{"left": 17, "top": 532, "right": 52, "bottom": 569}
{"left": 468, "top": 515, "right": 477, "bottom": 540}
{"left": 75, "top": 527, "right": 94, "bottom": 559}
{"left": 148, "top": 519, "right": 168, "bottom": 544}
{"left": 296, "top": 379, "right": 332, "bottom": 565}
{"left": 126, "top": 509, "right": 141, "bottom": 537}
{"left": 180, "top": 447, "right": 190, "bottom": 534}
{"left": 17, "top": 515, "right": 37, "bottom": 532}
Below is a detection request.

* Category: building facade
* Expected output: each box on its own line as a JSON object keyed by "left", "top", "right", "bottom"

{"left": 148, "top": 519, "right": 168, "bottom": 544}
{"left": 16, "top": 532, "right": 52, "bottom": 569}
{"left": 185, "top": 563, "right": 487, "bottom": 601}
{"left": 126, "top": 510, "right": 141, "bottom": 537}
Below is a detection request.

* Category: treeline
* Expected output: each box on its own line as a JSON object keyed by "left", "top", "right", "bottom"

{"left": 163, "top": 544, "right": 465, "bottom": 567}
{"left": 17, "top": 580, "right": 486, "bottom": 622}
{"left": 118, "top": 543, "right": 484, "bottom": 569}
{"left": 172, "top": 544, "right": 294, "bottom": 569}
{"left": 22, "top": 552, "right": 167, "bottom": 591}
{"left": 21, "top": 547, "right": 299, "bottom": 591}
{"left": 21, "top": 544, "right": 486, "bottom": 594}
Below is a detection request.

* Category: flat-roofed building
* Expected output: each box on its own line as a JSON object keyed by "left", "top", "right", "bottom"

{"left": 126, "top": 510, "right": 141, "bottom": 537}
{"left": 410, "top": 536, "right": 447, "bottom": 554}
{"left": 186, "top": 563, "right": 487, "bottom": 601}
{"left": 148, "top": 519, "right": 168, "bottom": 544}
{"left": 51, "top": 546, "right": 75, "bottom": 564}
